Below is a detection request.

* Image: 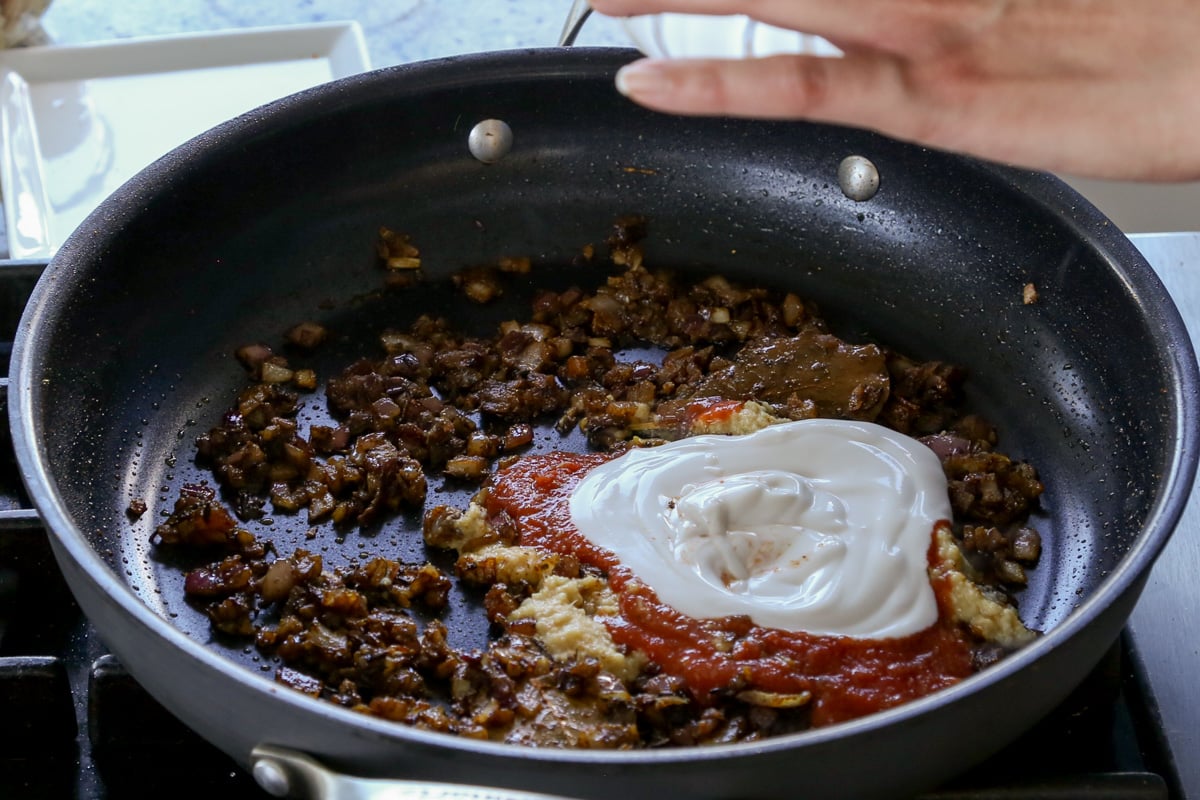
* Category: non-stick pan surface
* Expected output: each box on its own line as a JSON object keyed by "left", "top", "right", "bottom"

{"left": 11, "top": 49, "right": 1200, "bottom": 799}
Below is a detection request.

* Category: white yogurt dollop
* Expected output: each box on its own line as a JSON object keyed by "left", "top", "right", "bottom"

{"left": 568, "top": 419, "right": 951, "bottom": 639}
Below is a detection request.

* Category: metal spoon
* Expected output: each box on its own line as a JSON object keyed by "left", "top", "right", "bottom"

{"left": 558, "top": 0, "right": 593, "bottom": 47}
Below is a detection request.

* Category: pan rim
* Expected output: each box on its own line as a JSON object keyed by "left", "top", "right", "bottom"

{"left": 10, "top": 46, "right": 1200, "bottom": 768}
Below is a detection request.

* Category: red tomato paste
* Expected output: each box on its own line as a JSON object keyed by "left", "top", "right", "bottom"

{"left": 485, "top": 451, "right": 975, "bottom": 727}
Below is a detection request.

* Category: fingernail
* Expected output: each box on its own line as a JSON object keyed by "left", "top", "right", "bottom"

{"left": 615, "top": 60, "right": 669, "bottom": 98}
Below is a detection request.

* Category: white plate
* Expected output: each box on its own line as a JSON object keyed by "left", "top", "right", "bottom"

{"left": 620, "top": 13, "right": 841, "bottom": 60}
{"left": 0, "top": 21, "right": 371, "bottom": 258}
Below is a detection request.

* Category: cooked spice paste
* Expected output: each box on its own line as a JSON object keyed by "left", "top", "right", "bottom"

{"left": 486, "top": 437, "right": 976, "bottom": 727}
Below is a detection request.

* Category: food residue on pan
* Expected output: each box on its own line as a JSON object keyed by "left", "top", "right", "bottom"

{"left": 149, "top": 218, "right": 1044, "bottom": 747}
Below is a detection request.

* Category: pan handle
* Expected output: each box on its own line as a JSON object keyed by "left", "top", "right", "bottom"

{"left": 249, "top": 745, "right": 579, "bottom": 800}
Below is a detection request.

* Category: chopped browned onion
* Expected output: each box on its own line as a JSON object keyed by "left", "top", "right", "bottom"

{"left": 735, "top": 689, "right": 813, "bottom": 709}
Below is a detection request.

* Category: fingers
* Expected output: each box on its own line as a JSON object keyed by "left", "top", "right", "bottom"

{"left": 596, "top": 1, "right": 1200, "bottom": 180}
{"left": 611, "top": 53, "right": 1200, "bottom": 181}
{"left": 590, "top": 0, "right": 1006, "bottom": 55}
{"left": 590, "top": 0, "right": 807, "bottom": 20}
{"left": 614, "top": 54, "right": 909, "bottom": 126}
{"left": 610, "top": 52, "right": 963, "bottom": 154}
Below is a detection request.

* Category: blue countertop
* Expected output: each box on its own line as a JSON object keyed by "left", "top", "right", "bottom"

{"left": 39, "top": 0, "right": 627, "bottom": 64}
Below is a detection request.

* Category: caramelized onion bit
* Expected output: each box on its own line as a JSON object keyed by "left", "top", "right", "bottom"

{"left": 285, "top": 321, "right": 328, "bottom": 350}
{"left": 735, "top": 689, "right": 813, "bottom": 709}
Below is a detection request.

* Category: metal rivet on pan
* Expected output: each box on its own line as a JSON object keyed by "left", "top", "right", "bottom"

{"left": 252, "top": 759, "right": 291, "bottom": 797}
{"left": 838, "top": 155, "right": 880, "bottom": 201}
{"left": 468, "top": 119, "right": 514, "bottom": 164}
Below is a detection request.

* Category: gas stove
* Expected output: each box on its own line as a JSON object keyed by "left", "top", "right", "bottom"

{"left": 1, "top": 234, "right": 1197, "bottom": 799}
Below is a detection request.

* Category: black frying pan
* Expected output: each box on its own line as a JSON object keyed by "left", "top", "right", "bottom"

{"left": 10, "top": 49, "right": 1199, "bottom": 800}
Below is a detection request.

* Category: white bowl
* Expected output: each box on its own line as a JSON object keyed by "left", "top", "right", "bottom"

{"left": 620, "top": 13, "right": 841, "bottom": 60}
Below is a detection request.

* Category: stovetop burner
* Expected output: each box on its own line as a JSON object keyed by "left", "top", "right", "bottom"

{"left": 0, "top": 253, "right": 1188, "bottom": 799}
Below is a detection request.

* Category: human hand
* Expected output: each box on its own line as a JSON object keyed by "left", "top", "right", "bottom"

{"left": 0, "top": 0, "right": 50, "bottom": 47}
{"left": 589, "top": 0, "right": 1200, "bottom": 181}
